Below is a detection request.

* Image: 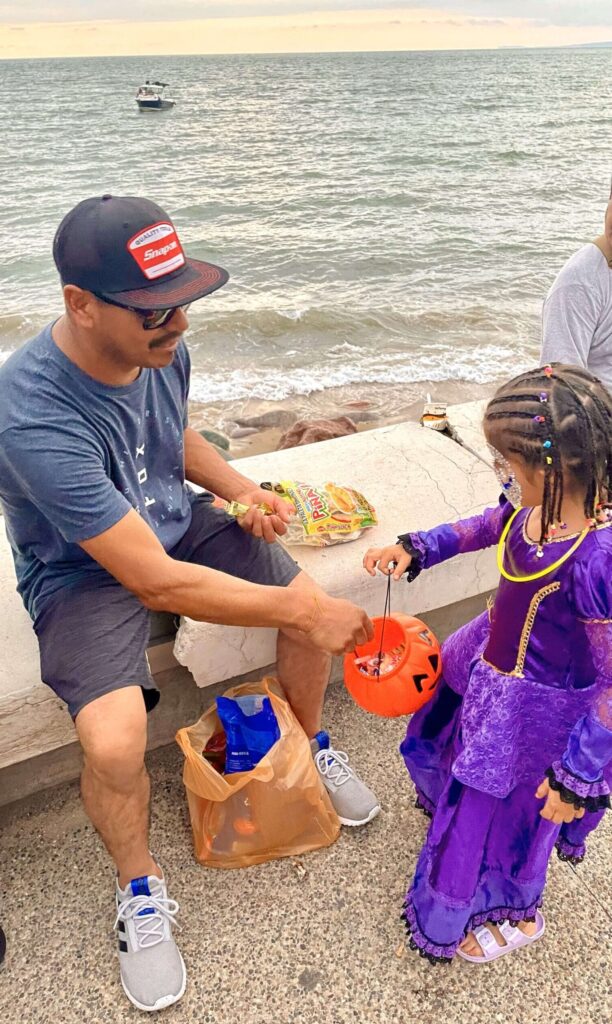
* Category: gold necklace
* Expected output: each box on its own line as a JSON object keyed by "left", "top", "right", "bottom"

{"left": 497, "top": 508, "right": 591, "bottom": 583}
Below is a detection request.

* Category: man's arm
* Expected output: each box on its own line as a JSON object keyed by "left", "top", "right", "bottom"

{"left": 80, "top": 508, "right": 373, "bottom": 655}
{"left": 183, "top": 426, "right": 293, "bottom": 542}
{"left": 183, "top": 426, "right": 258, "bottom": 501}
{"left": 541, "top": 283, "right": 600, "bottom": 369}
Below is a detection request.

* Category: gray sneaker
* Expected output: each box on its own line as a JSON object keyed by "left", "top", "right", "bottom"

{"left": 114, "top": 873, "right": 186, "bottom": 1012}
{"left": 311, "top": 731, "right": 380, "bottom": 827}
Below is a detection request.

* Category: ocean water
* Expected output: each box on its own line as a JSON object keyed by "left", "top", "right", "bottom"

{"left": 1, "top": 48, "right": 612, "bottom": 418}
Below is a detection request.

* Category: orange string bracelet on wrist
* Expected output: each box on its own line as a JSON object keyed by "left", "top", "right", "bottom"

{"left": 304, "top": 594, "right": 323, "bottom": 632}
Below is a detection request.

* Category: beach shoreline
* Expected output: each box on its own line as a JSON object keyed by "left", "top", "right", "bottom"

{"left": 188, "top": 377, "right": 500, "bottom": 458}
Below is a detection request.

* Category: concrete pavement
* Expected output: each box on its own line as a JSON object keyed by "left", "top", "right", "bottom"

{"left": 0, "top": 678, "right": 610, "bottom": 1024}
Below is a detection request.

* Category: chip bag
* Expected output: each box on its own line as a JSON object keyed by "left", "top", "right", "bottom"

{"left": 175, "top": 679, "right": 340, "bottom": 868}
{"left": 221, "top": 480, "right": 377, "bottom": 547}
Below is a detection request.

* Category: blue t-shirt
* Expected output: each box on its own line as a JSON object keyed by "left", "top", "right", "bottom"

{"left": 0, "top": 323, "right": 193, "bottom": 619}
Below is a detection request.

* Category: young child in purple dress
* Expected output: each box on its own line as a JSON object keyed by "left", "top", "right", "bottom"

{"left": 364, "top": 364, "right": 612, "bottom": 964}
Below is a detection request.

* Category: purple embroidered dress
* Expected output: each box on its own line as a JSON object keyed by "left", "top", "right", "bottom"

{"left": 397, "top": 498, "right": 612, "bottom": 961}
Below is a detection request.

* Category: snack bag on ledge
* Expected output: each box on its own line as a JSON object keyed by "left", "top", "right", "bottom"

{"left": 220, "top": 480, "right": 377, "bottom": 547}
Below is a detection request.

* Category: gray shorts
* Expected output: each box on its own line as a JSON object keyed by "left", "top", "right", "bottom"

{"left": 33, "top": 494, "right": 300, "bottom": 719}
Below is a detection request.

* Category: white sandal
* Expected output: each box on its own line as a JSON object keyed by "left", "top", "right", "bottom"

{"left": 457, "top": 911, "right": 545, "bottom": 963}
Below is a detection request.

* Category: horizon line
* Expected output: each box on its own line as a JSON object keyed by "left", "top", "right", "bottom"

{"left": 2, "top": 42, "right": 612, "bottom": 62}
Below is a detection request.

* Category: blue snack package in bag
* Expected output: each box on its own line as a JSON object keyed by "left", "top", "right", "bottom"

{"left": 215, "top": 694, "right": 281, "bottom": 774}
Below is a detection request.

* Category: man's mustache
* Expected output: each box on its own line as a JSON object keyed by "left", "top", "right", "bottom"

{"left": 148, "top": 331, "right": 182, "bottom": 350}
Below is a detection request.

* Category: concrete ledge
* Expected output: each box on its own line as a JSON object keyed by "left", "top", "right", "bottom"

{"left": 0, "top": 401, "right": 498, "bottom": 804}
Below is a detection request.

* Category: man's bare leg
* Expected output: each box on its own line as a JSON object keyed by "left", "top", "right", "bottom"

{"left": 277, "top": 572, "right": 380, "bottom": 826}
{"left": 276, "top": 572, "right": 332, "bottom": 738}
{"left": 76, "top": 686, "right": 159, "bottom": 888}
{"left": 76, "top": 685, "right": 185, "bottom": 1011}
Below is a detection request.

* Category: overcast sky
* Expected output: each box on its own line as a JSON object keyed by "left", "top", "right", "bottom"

{"left": 2, "top": 2, "right": 612, "bottom": 58}
{"left": 2, "top": 1, "right": 612, "bottom": 26}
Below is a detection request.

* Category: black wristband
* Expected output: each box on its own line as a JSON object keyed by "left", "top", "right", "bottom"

{"left": 397, "top": 534, "right": 423, "bottom": 582}
{"left": 544, "top": 767, "right": 611, "bottom": 813}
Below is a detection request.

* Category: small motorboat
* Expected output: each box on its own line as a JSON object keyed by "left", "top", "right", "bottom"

{"left": 136, "top": 81, "right": 175, "bottom": 111}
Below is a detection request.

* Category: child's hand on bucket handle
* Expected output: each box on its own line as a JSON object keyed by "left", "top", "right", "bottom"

{"left": 535, "top": 778, "right": 586, "bottom": 825}
{"left": 363, "top": 543, "right": 412, "bottom": 581}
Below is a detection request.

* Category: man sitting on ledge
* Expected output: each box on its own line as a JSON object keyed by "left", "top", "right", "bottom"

{"left": 0, "top": 195, "right": 379, "bottom": 1013}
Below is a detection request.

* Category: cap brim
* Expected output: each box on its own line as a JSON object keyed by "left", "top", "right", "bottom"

{"left": 98, "top": 257, "right": 229, "bottom": 310}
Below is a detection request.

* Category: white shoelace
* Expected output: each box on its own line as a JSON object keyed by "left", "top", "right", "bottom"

{"left": 314, "top": 747, "right": 354, "bottom": 787}
{"left": 114, "top": 894, "right": 181, "bottom": 950}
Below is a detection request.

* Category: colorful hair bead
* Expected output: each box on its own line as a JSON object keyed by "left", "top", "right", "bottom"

{"left": 539, "top": 392, "right": 548, "bottom": 403}
{"left": 543, "top": 365, "right": 554, "bottom": 377}
{"left": 545, "top": 455, "right": 553, "bottom": 465}
{"left": 533, "top": 415, "right": 546, "bottom": 423}
{"left": 543, "top": 439, "right": 552, "bottom": 449}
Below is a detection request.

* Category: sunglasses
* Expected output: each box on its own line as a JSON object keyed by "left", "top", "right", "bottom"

{"left": 94, "top": 293, "right": 190, "bottom": 330}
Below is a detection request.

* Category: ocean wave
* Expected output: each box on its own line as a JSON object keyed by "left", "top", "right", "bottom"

{"left": 276, "top": 308, "right": 306, "bottom": 322}
{"left": 0, "top": 302, "right": 532, "bottom": 346}
{"left": 186, "top": 303, "right": 525, "bottom": 341}
{"left": 0, "top": 304, "right": 536, "bottom": 396}
{"left": 0, "top": 312, "right": 49, "bottom": 352}
{"left": 188, "top": 344, "right": 531, "bottom": 405}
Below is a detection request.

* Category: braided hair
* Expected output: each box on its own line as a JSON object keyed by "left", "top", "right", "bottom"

{"left": 484, "top": 364, "right": 612, "bottom": 547}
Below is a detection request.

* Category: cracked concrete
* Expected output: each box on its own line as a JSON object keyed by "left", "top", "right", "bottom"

{"left": 378, "top": 432, "right": 462, "bottom": 520}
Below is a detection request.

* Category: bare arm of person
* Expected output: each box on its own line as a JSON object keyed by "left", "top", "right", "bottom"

{"left": 183, "top": 425, "right": 262, "bottom": 502}
{"left": 183, "top": 426, "right": 293, "bottom": 542}
{"left": 80, "top": 508, "right": 373, "bottom": 654}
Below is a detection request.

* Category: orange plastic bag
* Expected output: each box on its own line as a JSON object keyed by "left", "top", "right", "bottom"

{"left": 175, "top": 678, "right": 340, "bottom": 868}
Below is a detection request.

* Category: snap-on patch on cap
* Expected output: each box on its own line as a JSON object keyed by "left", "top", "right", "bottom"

{"left": 53, "top": 195, "right": 228, "bottom": 310}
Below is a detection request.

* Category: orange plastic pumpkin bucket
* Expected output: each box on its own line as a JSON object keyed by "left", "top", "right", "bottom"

{"left": 344, "top": 613, "right": 441, "bottom": 718}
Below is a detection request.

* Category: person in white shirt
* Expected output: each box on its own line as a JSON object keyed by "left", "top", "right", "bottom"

{"left": 541, "top": 183, "right": 612, "bottom": 391}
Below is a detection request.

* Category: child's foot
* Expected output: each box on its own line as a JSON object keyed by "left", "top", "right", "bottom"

{"left": 459, "top": 919, "right": 538, "bottom": 958}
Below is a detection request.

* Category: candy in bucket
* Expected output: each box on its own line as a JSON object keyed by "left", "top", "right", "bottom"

{"left": 344, "top": 577, "right": 441, "bottom": 718}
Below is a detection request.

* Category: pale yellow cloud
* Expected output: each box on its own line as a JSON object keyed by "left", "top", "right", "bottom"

{"left": 1, "top": 7, "right": 611, "bottom": 59}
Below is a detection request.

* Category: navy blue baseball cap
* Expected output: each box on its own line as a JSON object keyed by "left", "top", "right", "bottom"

{"left": 53, "top": 194, "right": 229, "bottom": 310}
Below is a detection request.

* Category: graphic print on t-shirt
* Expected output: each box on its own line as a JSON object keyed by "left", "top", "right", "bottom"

{"left": 134, "top": 442, "right": 156, "bottom": 510}
{"left": 122, "top": 404, "right": 187, "bottom": 533}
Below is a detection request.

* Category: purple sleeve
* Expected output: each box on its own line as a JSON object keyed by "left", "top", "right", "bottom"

{"left": 547, "top": 553, "right": 612, "bottom": 811}
{"left": 398, "top": 495, "right": 513, "bottom": 570}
